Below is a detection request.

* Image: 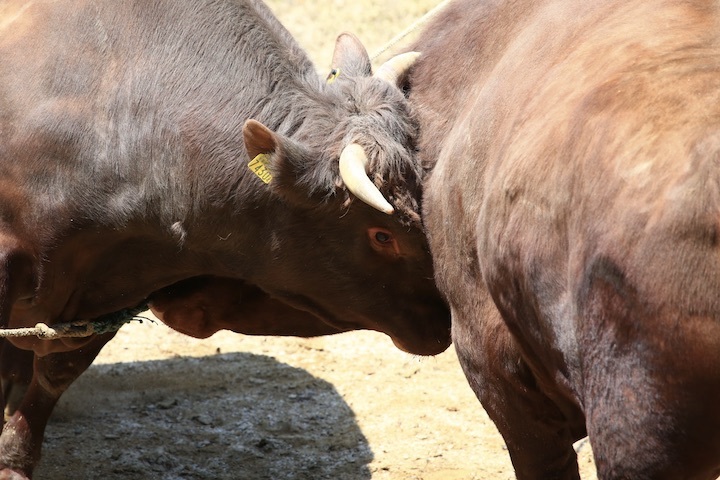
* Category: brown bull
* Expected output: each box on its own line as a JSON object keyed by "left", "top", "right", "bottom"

{"left": 409, "top": 0, "right": 720, "bottom": 478}
{"left": 0, "top": 0, "right": 451, "bottom": 477}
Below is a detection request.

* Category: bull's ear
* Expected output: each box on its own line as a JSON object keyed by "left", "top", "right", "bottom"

{"left": 242, "top": 120, "right": 323, "bottom": 207}
{"left": 243, "top": 119, "right": 277, "bottom": 159}
{"left": 331, "top": 32, "right": 372, "bottom": 77}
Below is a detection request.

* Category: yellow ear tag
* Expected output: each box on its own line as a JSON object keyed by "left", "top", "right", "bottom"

{"left": 326, "top": 67, "right": 341, "bottom": 84}
{"left": 248, "top": 153, "right": 272, "bottom": 184}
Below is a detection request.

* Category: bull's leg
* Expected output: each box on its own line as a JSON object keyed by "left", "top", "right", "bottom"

{"left": 579, "top": 260, "right": 720, "bottom": 480}
{"left": 0, "top": 342, "right": 34, "bottom": 421}
{"left": 453, "top": 300, "right": 585, "bottom": 480}
{"left": 0, "top": 242, "right": 42, "bottom": 423}
{"left": 0, "top": 333, "right": 114, "bottom": 479}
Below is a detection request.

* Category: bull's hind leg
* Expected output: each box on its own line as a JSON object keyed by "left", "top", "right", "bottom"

{"left": 579, "top": 259, "right": 720, "bottom": 480}
{"left": 0, "top": 333, "right": 114, "bottom": 479}
{"left": 453, "top": 300, "right": 586, "bottom": 480}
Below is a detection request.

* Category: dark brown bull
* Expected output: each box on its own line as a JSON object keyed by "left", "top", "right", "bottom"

{"left": 409, "top": 0, "right": 720, "bottom": 478}
{"left": 0, "top": 0, "right": 451, "bottom": 477}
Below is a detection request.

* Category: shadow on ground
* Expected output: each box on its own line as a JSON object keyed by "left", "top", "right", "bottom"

{"left": 36, "top": 352, "right": 373, "bottom": 480}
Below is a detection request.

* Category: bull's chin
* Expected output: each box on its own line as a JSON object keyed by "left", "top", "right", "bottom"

{"left": 274, "top": 296, "right": 451, "bottom": 355}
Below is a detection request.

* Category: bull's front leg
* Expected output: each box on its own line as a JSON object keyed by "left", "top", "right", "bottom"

{"left": 0, "top": 341, "right": 34, "bottom": 421}
{"left": 0, "top": 333, "right": 114, "bottom": 479}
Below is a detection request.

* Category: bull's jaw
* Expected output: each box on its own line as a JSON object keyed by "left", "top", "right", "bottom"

{"left": 270, "top": 290, "right": 450, "bottom": 356}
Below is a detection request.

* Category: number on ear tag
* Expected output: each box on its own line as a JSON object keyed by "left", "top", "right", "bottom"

{"left": 248, "top": 153, "right": 272, "bottom": 184}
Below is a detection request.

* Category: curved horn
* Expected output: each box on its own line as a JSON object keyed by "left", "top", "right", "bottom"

{"left": 374, "top": 51, "right": 421, "bottom": 86}
{"left": 339, "top": 144, "right": 394, "bottom": 215}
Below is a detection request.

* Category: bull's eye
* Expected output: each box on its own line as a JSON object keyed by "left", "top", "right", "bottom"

{"left": 375, "top": 231, "right": 392, "bottom": 243}
{"left": 368, "top": 227, "right": 401, "bottom": 257}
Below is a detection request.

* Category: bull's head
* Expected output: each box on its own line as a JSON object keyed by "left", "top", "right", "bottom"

{"left": 242, "top": 33, "right": 421, "bottom": 219}
{"left": 239, "top": 33, "right": 450, "bottom": 356}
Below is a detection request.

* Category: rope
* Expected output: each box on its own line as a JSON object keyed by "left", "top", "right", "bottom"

{"left": 371, "top": 0, "right": 453, "bottom": 61}
{"left": 0, "top": 303, "right": 149, "bottom": 340}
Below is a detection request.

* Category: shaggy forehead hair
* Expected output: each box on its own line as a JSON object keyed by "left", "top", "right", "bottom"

{"left": 291, "top": 74, "right": 423, "bottom": 225}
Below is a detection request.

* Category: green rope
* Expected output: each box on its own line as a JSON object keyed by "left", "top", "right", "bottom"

{"left": 0, "top": 302, "right": 150, "bottom": 339}
{"left": 90, "top": 303, "right": 150, "bottom": 335}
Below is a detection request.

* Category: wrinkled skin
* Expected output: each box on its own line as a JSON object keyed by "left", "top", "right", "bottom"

{"left": 0, "top": 0, "right": 450, "bottom": 477}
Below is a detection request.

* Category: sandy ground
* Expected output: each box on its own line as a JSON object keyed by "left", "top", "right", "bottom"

{"left": 32, "top": 1, "right": 601, "bottom": 479}
{"left": 35, "top": 320, "right": 598, "bottom": 480}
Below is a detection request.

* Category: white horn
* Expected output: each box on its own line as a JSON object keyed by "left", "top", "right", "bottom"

{"left": 374, "top": 51, "right": 421, "bottom": 86}
{"left": 339, "top": 144, "right": 394, "bottom": 215}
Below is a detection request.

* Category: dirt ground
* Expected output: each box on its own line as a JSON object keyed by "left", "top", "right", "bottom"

{"left": 36, "top": 320, "right": 598, "bottom": 480}
{"left": 33, "top": 2, "right": 601, "bottom": 479}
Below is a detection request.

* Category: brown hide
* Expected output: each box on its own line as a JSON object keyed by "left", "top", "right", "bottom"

{"left": 150, "top": 276, "right": 350, "bottom": 339}
{"left": 0, "top": 0, "right": 450, "bottom": 358}
{"left": 410, "top": 0, "right": 720, "bottom": 478}
{"left": 0, "top": 0, "right": 451, "bottom": 477}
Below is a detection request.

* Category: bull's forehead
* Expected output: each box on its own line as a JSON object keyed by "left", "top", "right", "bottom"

{"left": 331, "top": 75, "right": 404, "bottom": 106}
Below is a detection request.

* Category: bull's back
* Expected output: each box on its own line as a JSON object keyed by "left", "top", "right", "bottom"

{"left": 0, "top": 0, "right": 288, "bottom": 140}
{"left": 475, "top": 0, "right": 720, "bottom": 323}
{"left": 0, "top": 0, "right": 280, "bottom": 228}
{"left": 421, "top": 0, "right": 720, "bottom": 322}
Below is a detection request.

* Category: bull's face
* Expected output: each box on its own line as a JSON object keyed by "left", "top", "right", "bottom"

{"left": 238, "top": 34, "right": 451, "bottom": 356}
{"left": 236, "top": 194, "right": 451, "bottom": 356}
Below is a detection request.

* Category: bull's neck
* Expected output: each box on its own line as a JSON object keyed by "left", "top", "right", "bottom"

{"left": 67, "top": 0, "right": 339, "bottom": 242}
